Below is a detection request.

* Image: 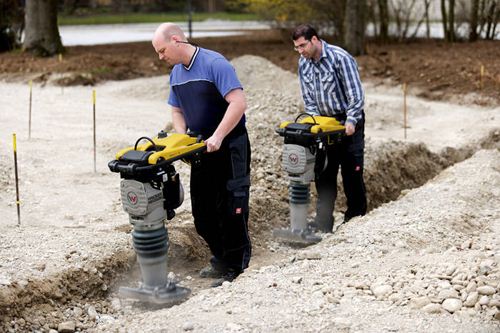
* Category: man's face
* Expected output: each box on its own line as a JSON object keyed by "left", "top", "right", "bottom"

{"left": 293, "top": 36, "right": 316, "bottom": 59}
{"left": 152, "top": 36, "right": 177, "bottom": 66}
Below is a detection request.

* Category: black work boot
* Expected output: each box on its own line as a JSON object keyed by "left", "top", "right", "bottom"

{"left": 307, "top": 217, "right": 333, "bottom": 233}
{"left": 199, "top": 265, "right": 226, "bottom": 278}
{"left": 199, "top": 257, "right": 227, "bottom": 278}
{"left": 210, "top": 269, "right": 240, "bottom": 288}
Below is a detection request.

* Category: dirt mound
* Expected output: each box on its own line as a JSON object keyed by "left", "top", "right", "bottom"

{"left": 0, "top": 250, "right": 133, "bottom": 332}
{"left": 480, "top": 129, "right": 500, "bottom": 150}
{"left": 164, "top": 56, "right": 500, "bottom": 259}
{"left": 363, "top": 140, "right": 449, "bottom": 209}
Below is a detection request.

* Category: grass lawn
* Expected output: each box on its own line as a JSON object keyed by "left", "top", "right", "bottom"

{"left": 58, "top": 12, "right": 259, "bottom": 25}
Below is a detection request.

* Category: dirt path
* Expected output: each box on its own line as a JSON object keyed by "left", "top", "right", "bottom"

{"left": 0, "top": 56, "right": 498, "bottom": 332}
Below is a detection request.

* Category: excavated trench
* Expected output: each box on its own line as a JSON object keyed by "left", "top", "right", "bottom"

{"left": 1, "top": 129, "right": 498, "bottom": 332}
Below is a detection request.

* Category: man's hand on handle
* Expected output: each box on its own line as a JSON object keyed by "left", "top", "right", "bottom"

{"left": 345, "top": 122, "right": 355, "bottom": 136}
{"left": 205, "top": 134, "right": 223, "bottom": 152}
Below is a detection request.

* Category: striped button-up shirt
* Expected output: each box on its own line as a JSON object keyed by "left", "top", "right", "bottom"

{"left": 298, "top": 40, "right": 364, "bottom": 125}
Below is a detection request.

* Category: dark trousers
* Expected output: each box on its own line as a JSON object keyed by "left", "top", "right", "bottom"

{"left": 190, "top": 132, "right": 251, "bottom": 273}
{"left": 314, "top": 119, "right": 367, "bottom": 231}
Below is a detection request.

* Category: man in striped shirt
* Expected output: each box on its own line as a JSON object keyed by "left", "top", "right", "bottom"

{"left": 292, "top": 24, "right": 367, "bottom": 233}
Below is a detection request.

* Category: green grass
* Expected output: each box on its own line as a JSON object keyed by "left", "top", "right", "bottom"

{"left": 59, "top": 12, "right": 259, "bottom": 26}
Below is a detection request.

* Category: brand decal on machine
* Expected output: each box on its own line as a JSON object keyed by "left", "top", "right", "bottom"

{"left": 288, "top": 153, "right": 299, "bottom": 165}
{"left": 127, "top": 191, "right": 138, "bottom": 205}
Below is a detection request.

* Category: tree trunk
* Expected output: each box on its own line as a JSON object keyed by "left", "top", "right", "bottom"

{"left": 485, "top": 0, "right": 498, "bottom": 39}
{"left": 424, "top": 0, "right": 431, "bottom": 39}
{"left": 441, "top": 0, "right": 449, "bottom": 41}
{"left": 23, "top": 0, "right": 64, "bottom": 56}
{"left": 344, "top": 0, "right": 366, "bottom": 56}
{"left": 492, "top": 4, "right": 500, "bottom": 39}
{"left": 469, "top": 0, "right": 480, "bottom": 41}
{"left": 448, "top": 0, "right": 455, "bottom": 42}
{"left": 377, "top": 0, "right": 389, "bottom": 41}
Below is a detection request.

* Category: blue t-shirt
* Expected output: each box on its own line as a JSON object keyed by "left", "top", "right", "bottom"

{"left": 168, "top": 47, "right": 245, "bottom": 138}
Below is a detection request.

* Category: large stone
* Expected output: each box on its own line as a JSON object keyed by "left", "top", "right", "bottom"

{"left": 465, "top": 281, "right": 477, "bottom": 293}
{"left": 422, "top": 303, "right": 442, "bottom": 314}
{"left": 87, "top": 306, "right": 98, "bottom": 321}
{"left": 464, "top": 292, "right": 479, "bottom": 307}
{"left": 182, "top": 321, "right": 194, "bottom": 331}
{"left": 479, "top": 296, "right": 490, "bottom": 306}
{"left": 371, "top": 284, "right": 393, "bottom": 299}
{"left": 72, "top": 307, "right": 83, "bottom": 317}
{"left": 438, "top": 288, "right": 459, "bottom": 300}
{"left": 477, "top": 286, "right": 496, "bottom": 295}
{"left": 410, "top": 296, "right": 431, "bottom": 309}
{"left": 442, "top": 298, "right": 462, "bottom": 313}
{"left": 57, "top": 321, "right": 75, "bottom": 333}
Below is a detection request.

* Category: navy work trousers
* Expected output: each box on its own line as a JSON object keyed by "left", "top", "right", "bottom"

{"left": 314, "top": 117, "right": 367, "bottom": 231}
{"left": 190, "top": 131, "right": 252, "bottom": 273}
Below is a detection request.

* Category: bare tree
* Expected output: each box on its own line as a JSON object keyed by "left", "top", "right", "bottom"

{"left": 469, "top": 0, "right": 480, "bottom": 40}
{"left": 484, "top": 0, "right": 499, "bottom": 39}
{"left": 390, "top": 0, "right": 420, "bottom": 40}
{"left": 378, "top": 0, "right": 389, "bottom": 41}
{"left": 424, "top": 0, "right": 432, "bottom": 38}
{"left": 344, "top": 0, "right": 366, "bottom": 55}
{"left": 441, "top": 0, "right": 456, "bottom": 42}
{"left": 24, "top": 0, "right": 64, "bottom": 56}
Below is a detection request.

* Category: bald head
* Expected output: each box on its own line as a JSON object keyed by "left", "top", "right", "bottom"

{"left": 153, "top": 23, "right": 186, "bottom": 44}
{"left": 152, "top": 22, "right": 195, "bottom": 66}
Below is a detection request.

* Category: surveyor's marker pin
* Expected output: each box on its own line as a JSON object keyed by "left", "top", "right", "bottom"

{"left": 403, "top": 82, "right": 408, "bottom": 140}
{"left": 93, "top": 89, "right": 96, "bottom": 173}
{"left": 13, "top": 133, "right": 21, "bottom": 226}
{"left": 480, "top": 65, "right": 485, "bottom": 90}
{"left": 28, "top": 80, "right": 32, "bottom": 139}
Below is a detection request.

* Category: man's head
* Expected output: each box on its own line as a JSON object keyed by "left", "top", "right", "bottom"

{"left": 152, "top": 23, "right": 189, "bottom": 65}
{"left": 292, "top": 24, "right": 322, "bottom": 60}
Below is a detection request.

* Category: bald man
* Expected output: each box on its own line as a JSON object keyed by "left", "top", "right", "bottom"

{"left": 152, "top": 23, "right": 251, "bottom": 287}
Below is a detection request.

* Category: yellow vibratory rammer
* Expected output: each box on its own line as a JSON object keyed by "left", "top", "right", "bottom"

{"left": 274, "top": 114, "right": 345, "bottom": 244}
{"left": 108, "top": 130, "right": 205, "bottom": 305}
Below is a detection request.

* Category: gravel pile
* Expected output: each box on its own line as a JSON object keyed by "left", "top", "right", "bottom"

{"left": 97, "top": 149, "right": 500, "bottom": 333}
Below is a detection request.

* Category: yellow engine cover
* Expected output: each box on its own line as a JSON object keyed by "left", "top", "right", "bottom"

{"left": 279, "top": 115, "right": 345, "bottom": 134}
{"left": 115, "top": 133, "right": 205, "bottom": 165}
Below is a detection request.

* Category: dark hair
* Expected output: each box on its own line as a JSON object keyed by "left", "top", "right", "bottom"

{"left": 292, "top": 24, "right": 319, "bottom": 41}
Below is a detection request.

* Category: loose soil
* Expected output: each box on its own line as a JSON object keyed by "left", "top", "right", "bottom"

{"left": 0, "top": 30, "right": 499, "bottom": 105}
